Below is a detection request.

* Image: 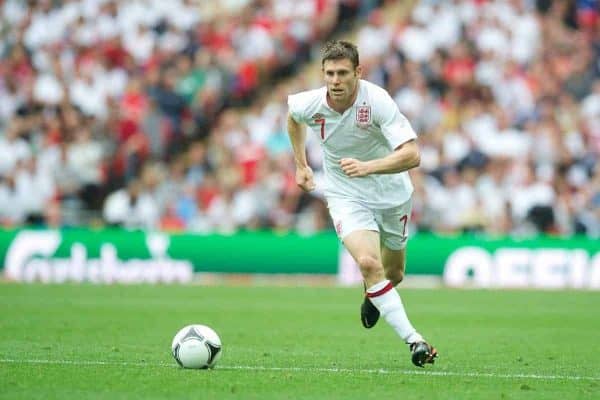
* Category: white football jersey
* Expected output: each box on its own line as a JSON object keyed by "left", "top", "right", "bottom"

{"left": 288, "top": 79, "right": 417, "bottom": 208}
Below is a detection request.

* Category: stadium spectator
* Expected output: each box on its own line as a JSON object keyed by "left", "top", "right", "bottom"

{"left": 103, "top": 178, "right": 159, "bottom": 229}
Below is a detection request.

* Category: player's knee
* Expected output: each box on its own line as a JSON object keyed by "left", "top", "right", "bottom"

{"left": 356, "top": 255, "right": 383, "bottom": 277}
{"left": 386, "top": 269, "right": 404, "bottom": 285}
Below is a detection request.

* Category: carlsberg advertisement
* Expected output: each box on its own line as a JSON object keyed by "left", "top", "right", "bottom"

{"left": 0, "top": 229, "right": 338, "bottom": 284}
{"left": 0, "top": 229, "right": 598, "bottom": 289}
{"left": 2, "top": 230, "right": 193, "bottom": 284}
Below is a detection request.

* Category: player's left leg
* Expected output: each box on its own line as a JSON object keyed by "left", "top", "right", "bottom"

{"left": 381, "top": 246, "right": 406, "bottom": 286}
{"left": 377, "top": 199, "right": 411, "bottom": 286}
{"left": 360, "top": 246, "right": 406, "bottom": 329}
{"left": 373, "top": 242, "right": 423, "bottom": 343}
{"left": 378, "top": 200, "right": 438, "bottom": 367}
{"left": 381, "top": 244, "right": 437, "bottom": 367}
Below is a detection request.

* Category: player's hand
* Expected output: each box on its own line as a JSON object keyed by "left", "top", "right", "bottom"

{"left": 340, "top": 158, "right": 371, "bottom": 177}
{"left": 295, "top": 166, "right": 316, "bottom": 192}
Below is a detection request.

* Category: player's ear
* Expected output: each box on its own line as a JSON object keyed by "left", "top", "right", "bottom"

{"left": 355, "top": 65, "right": 362, "bottom": 78}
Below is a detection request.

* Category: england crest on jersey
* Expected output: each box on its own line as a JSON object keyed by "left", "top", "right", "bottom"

{"left": 355, "top": 105, "right": 371, "bottom": 128}
{"left": 311, "top": 113, "right": 324, "bottom": 121}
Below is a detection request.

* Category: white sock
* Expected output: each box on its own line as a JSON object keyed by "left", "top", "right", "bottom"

{"left": 367, "top": 280, "right": 423, "bottom": 344}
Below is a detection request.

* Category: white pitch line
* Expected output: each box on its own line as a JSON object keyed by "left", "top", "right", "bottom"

{"left": 1, "top": 358, "right": 598, "bottom": 382}
{"left": 222, "top": 365, "right": 600, "bottom": 381}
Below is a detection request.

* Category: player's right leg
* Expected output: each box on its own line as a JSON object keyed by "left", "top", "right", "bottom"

{"left": 341, "top": 230, "right": 385, "bottom": 328}
{"left": 328, "top": 199, "right": 383, "bottom": 328}
{"left": 342, "top": 230, "right": 385, "bottom": 287}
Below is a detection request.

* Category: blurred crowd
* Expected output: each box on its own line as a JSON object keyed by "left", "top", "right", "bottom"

{"left": 0, "top": 0, "right": 599, "bottom": 238}
{"left": 363, "top": 0, "right": 600, "bottom": 237}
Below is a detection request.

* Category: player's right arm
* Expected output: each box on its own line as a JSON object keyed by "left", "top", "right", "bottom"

{"left": 287, "top": 113, "right": 316, "bottom": 192}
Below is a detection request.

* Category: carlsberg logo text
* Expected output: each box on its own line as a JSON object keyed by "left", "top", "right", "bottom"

{"left": 4, "top": 231, "right": 193, "bottom": 284}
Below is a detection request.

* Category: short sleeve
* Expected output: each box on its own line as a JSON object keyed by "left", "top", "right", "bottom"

{"left": 376, "top": 91, "right": 417, "bottom": 149}
{"left": 287, "top": 93, "right": 305, "bottom": 124}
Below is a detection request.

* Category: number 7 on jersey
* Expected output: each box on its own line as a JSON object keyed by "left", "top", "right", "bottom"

{"left": 315, "top": 118, "right": 325, "bottom": 140}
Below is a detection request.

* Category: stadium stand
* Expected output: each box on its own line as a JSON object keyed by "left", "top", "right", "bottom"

{"left": 0, "top": 0, "right": 598, "bottom": 238}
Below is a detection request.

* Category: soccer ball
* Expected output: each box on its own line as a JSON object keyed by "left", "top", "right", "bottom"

{"left": 171, "top": 324, "right": 222, "bottom": 369}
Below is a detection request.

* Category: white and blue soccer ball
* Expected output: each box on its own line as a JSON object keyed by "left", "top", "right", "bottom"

{"left": 171, "top": 324, "right": 222, "bottom": 369}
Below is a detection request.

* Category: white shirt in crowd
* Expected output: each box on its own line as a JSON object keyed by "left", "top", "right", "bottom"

{"left": 103, "top": 188, "right": 159, "bottom": 229}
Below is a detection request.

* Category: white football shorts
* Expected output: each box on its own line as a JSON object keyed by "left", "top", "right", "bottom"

{"left": 327, "top": 197, "right": 413, "bottom": 250}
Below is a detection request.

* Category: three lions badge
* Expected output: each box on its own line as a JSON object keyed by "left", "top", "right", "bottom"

{"left": 356, "top": 105, "right": 371, "bottom": 128}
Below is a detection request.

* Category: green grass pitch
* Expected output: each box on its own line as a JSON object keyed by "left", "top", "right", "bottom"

{"left": 1, "top": 284, "right": 599, "bottom": 399}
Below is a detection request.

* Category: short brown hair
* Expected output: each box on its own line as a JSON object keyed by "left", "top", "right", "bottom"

{"left": 321, "top": 40, "right": 359, "bottom": 69}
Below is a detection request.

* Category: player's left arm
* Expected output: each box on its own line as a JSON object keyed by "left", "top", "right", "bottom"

{"left": 340, "top": 89, "right": 419, "bottom": 177}
{"left": 340, "top": 139, "right": 420, "bottom": 177}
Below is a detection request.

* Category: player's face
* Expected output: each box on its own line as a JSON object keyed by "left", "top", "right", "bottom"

{"left": 323, "top": 58, "right": 361, "bottom": 107}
